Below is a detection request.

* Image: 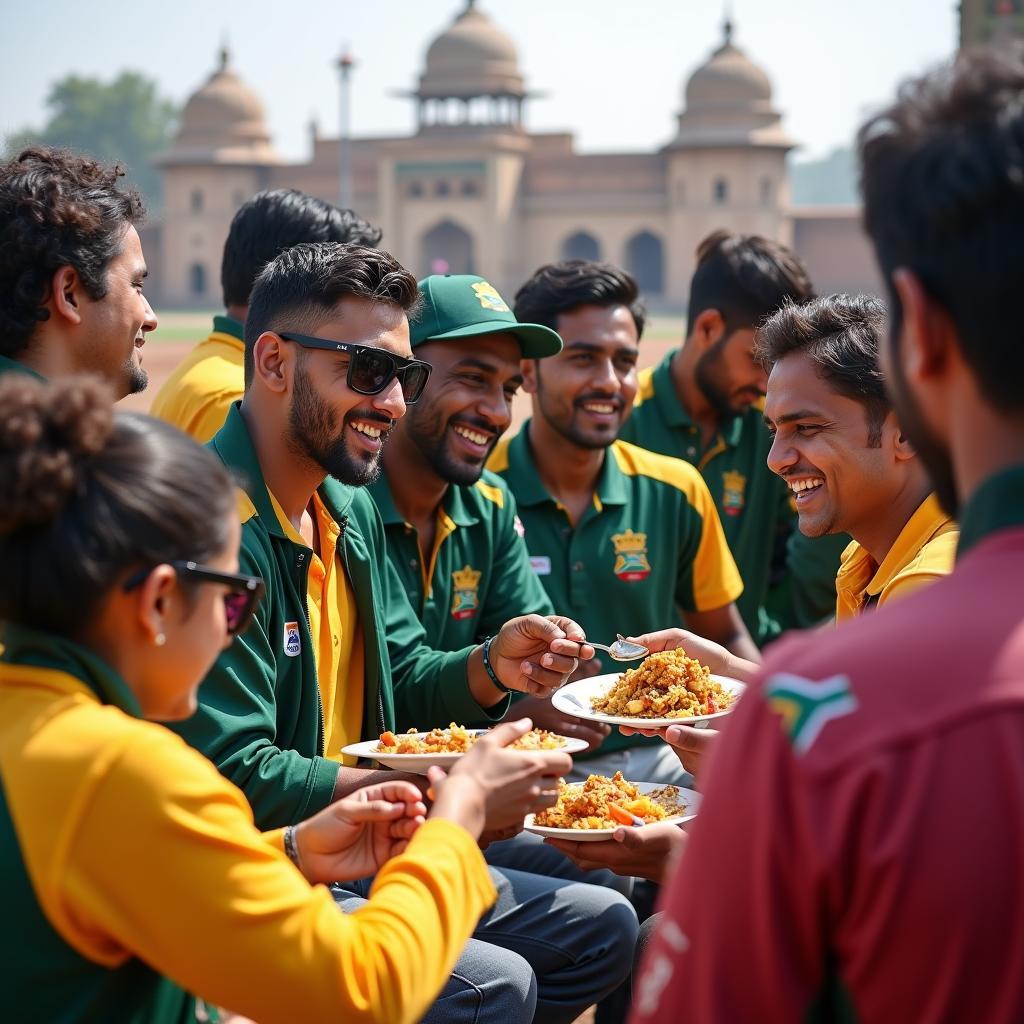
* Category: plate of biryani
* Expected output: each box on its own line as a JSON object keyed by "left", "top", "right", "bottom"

{"left": 552, "top": 648, "right": 745, "bottom": 729}
{"left": 524, "top": 771, "right": 700, "bottom": 842}
{"left": 340, "top": 723, "right": 589, "bottom": 773}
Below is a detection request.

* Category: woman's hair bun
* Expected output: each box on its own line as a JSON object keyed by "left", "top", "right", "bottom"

{"left": 0, "top": 373, "right": 114, "bottom": 532}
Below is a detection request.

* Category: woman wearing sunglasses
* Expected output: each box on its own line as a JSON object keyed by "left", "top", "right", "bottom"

{"left": 0, "top": 375, "right": 545, "bottom": 1024}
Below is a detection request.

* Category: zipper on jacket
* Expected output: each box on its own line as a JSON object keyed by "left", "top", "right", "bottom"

{"left": 337, "top": 515, "right": 386, "bottom": 735}
{"left": 294, "top": 548, "right": 325, "bottom": 757}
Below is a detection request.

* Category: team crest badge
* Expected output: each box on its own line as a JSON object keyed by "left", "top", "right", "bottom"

{"left": 472, "top": 281, "right": 510, "bottom": 313}
{"left": 283, "top": 621, "right": 301, "bottom": 657}
{"left": 611, "top": 529, "right": 651, "bottom": 582}
{"left": 451, "top": 564, "right": 482, "bottom": 620}
{"left": 764, "top": 673, "right": 858, "bottom": 754}
{"left": 722, "top": 470, "right": 746, "bottom": 517}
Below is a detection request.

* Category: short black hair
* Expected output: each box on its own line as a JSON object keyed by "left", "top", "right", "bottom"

{"left": 0, "top": 146, "right": 145, "bottom": 358}
{"left": 513, "top": 260, "right": 646, "bottom": 339}
{"left": 859, "top": 46, "right": 1024, "bottom": 415}
{"left": 244, "top": 242, "right": 419, "bottom": 386}
{"left": 221, "top": 189, "right": 382, "bottom": 308}
{"left": 757, "top": 294, "right": 890, "bottom": 446}
{"left": 687, "top": 230, "right": 815, "bottom": 335}
{"left": 0, "top": 374, "right": 235, "bottom": 637}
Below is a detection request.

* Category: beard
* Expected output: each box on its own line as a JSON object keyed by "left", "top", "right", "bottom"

{"left": 885, "top": 330, "right": 959, "bottom": 517}
{"left": 125, "top": 362, "right": 148, "bottom": 395}
{"left": 406, "top": 403, "right": 493, "bottom": 487}
{"left": 285, "top": 356, "right": 386, "bottom": 487}
{"left": 695, "top": 337, "right": 743, "bottom": 420}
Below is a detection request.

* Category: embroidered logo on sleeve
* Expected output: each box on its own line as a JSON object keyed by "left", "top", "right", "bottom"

{"left": 764, "top": 673, "right": 857, "bottom": 754}
{"left": 283, "top": 621, "right": 301, "bottom": 657}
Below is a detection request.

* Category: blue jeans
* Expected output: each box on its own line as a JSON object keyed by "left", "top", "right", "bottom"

{"left": 333, "top": 864, "right": 638, "bottom": 1024}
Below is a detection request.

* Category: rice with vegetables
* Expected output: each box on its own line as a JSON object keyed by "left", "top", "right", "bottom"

{"left": 592, "top": 647, "right": 734, "bottom": 719}
{"left": 533, "top": 771, "right": 684, "bottom": 830}
{"left": 376, "top": 723, "right": 566, "bottom": 755}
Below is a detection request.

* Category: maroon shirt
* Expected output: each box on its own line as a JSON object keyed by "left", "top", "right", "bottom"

{"left": 633, "top": 466, "right": 1024, "bottom": 1024}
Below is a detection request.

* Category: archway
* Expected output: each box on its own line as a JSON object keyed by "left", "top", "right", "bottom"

{"left": 561, "top": 231, "right": 601, "bottom": 262}
{"left": 420, "top": 219, "right": 475, "bottom": 276}
{"left": 625, "top": 231, "right": 664, "bottom": 296}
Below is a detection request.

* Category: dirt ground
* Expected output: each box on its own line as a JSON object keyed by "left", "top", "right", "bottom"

{"left": 120, "top": 310, "right": 685, "bottom": 426}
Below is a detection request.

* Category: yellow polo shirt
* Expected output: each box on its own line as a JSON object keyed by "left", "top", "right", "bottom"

{"left": 150, "top": 315, "right": 245, "bottom": 443}
{"left": 269, "top": 491, "right": 365, "bottom": 764}
{"left": 835, "top": 493, "right": 958, "bottom": 621}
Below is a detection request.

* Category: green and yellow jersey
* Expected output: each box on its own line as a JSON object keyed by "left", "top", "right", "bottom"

{"left": 490, "top": 426, "right": 742, "bottom": 756}
{"left": 150, "top": 315, "right": 245, "bottom": 443}
{"left": 369, "top": 469, "right": 553, "bottom": 652}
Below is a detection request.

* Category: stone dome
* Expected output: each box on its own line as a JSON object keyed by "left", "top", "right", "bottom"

{"left": 175, "top": 47, "right": 272, "bottom": 149}
{"left": 684, "top": 21, "right": 772, "bottom": 114}
{"left": 418, "top": 1, "right": 525, "bottom": 99}
{"left": 670, "top": 20, "right": 793, "bottom": 151}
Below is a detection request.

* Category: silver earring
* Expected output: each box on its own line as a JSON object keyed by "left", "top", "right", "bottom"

{"left": 154, "top": 633, "right": 166, "bottom": 647}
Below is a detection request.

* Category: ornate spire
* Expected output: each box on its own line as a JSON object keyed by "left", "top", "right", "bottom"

{"left": 722, "top": 0, "right": 734, "bottom": 46}
{"left": 218, "top": 39, "right": 230, "bottom": 72}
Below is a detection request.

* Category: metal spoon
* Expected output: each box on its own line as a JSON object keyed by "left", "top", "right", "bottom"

{"left": 586, "top": 634, "right": 649, "bottom": 662}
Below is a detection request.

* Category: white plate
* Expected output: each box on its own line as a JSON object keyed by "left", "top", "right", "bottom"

{"left": 552, "top": 672, "right": 746, "bottom": 729}
{"left": 340, "top": 730, "right": 590, "bottom": 775}
{"left": 524, "top": 782, "right": 701, "bottom": 842}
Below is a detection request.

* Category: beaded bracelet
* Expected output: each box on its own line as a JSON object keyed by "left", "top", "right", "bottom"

{"left": 482, "top": 635, "right": 514, "bottom": 694}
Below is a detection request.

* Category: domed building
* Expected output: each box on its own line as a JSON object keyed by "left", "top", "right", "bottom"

{"left": 155, "top": 5, "right": 879, "bottom": 308}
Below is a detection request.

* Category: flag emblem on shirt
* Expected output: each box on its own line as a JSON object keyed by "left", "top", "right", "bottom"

{"left": 611, "top": 529, "right": 651, "bottom": 582}
{"left": 283, "top": 621, "right": 301, "bottom": 657}
{"left": 451, "top": 564, "right": 482, "bottom": 620}
{"left": 472, "top": 281, "right": 510, "bottom": 313}
{"left": 764, "top": 673, "right": 857, "bottom": 754}
{"left": 722, "top": 470, "right": 746, "bottom": 516}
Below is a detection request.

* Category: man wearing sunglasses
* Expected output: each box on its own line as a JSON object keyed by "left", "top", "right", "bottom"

{"left": 172, "top": 241, "right": 639, "bottom": 1024}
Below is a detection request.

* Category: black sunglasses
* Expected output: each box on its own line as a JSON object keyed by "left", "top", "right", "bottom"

{"left": 278, "top": 332, "right": 432, "bottom": 404}
{"left": 122, "top": 561, "right": 265, "bottom": 637}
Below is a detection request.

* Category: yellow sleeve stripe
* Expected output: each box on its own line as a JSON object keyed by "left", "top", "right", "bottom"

{"left": 474, "top": 479, "right": 505, "bottom": 508}
{"left": 611, "top": 441, "right": 706, "bottom": 497}
{"left": 486, "top": 437, "right": 512, "bottom": 474}
{"left": 632, "top": 365, "right": 656, "bottom": 408}
{"left": 236, "top": 488, "right": 258, "bottom": 525}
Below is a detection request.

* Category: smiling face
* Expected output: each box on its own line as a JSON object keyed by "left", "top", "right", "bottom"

{"left": 764, "top": 350, "right": 902, "bottom": 539}
{"left": 400, "top": 332, "right": 523, "bottom": 486}
{"left": 284, "top": 296, "right": 410, "bottom": 486}
{"left": 524, "top": 304, "right": 639, "bottom": 450}
{"left": 78, "top": 225, "right": 158, "bottom": 398}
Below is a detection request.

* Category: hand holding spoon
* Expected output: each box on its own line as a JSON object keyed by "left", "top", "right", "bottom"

{"left": 586, "top": 634, "right": 649, "bottom": 662}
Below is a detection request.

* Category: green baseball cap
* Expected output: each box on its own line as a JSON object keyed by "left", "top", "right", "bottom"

{"left": 411, "top": 274, "right": 562, "bottom": 358}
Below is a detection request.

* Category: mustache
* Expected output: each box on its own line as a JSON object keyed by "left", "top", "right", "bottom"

{"left": 781, "top": 466, "right": 824, "bottom": 480}
{"left": 345, "top": 409, "right": 395, "bottom": 429}
{"left": 450, "top": 414, "right": 499, "bottom": 436}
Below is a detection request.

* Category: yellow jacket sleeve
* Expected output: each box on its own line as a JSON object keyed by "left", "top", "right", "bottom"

{"left": 31, "top": 724, "right": 496, "bottom": 1024}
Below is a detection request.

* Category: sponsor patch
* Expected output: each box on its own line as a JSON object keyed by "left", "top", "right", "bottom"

{"left": 283, "top": 621, "right": 301, "bottom": 657}
{"left": 530, "top": 555, "right": 552, "bottom": 576}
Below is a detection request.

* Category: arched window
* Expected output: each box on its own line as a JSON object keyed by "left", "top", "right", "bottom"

{"left": 561, "top": 231, "right": 602, "bottom": 262}
{"left": 420, "top": 220, "right": 475, "bottom": 276}
{"left": 435, "top": 180, "right": 451, "bottom": 197}
{"left": 625, "top": 231, "right": 665, "bottom": 296}
{"left": 190, "top": 263, "right": 206, "bottom": 297}
{"left": 713, "top": 177, "right": 729, "bottom": 204}
{"left": 190, "top": 189, "right": 204, "bottom": 214}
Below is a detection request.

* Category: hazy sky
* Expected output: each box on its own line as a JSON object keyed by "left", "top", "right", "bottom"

{"left": 2, "top": 0, "right": 957, "bottom": 165}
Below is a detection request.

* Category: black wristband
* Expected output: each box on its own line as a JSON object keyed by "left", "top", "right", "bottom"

{"left": 482, "top": 635, "right": 514, "bottom": 694}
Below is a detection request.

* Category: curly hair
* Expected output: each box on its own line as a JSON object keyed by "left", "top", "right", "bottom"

{"left": 0, "top": 374, "right": 235, "bottom": 637}
{"left": 0, "top": 146, "right": 145, "bottom": 358}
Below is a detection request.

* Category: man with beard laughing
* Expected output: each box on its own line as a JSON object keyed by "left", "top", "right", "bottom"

{"left": 172, "top": 242, "right": 639, "bottom": 1024}
{"left": 618, "top": 230, "right": 848, "bottom": 644}
{"left": 369, "top": 274, "right": 561, "bottom": 652}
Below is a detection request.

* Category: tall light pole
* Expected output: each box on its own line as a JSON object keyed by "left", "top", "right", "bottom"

{"left": 336, "top": 47, "right": 355, "bottom": 210}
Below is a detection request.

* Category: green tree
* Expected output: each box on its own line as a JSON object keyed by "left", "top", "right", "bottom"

{"left": 5, "top": 71, "right": 178, "bottom": 210}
